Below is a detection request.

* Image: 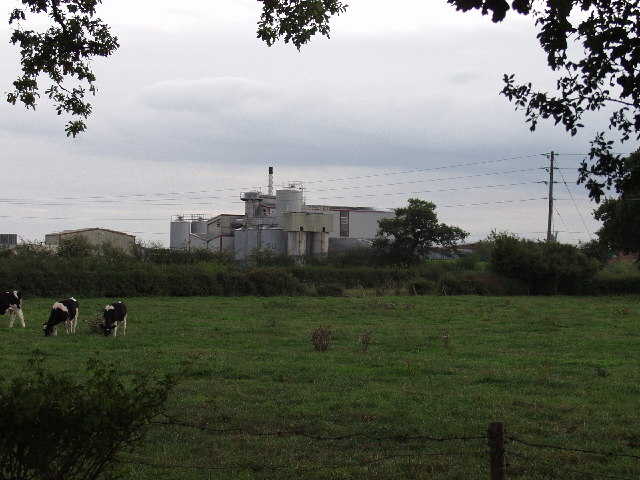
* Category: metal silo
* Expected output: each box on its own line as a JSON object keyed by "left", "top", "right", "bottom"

{"left": 170, "top": 218, "right": 191, "bottom": 250}
{"left": 191, "top": 218, "right": 208, "bottom": 234}
{"left": 275, "top": 188, "right": 303, "bottom": 217}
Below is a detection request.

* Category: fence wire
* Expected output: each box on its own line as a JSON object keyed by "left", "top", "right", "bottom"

{"left": 507, "top": 436, "right": 640, "bottom": 460}
{"left": 121, "top": 419, "right": 639, "bottom": 478}
{"left": 506, "top": 450, "right": 638, "bottom": 480}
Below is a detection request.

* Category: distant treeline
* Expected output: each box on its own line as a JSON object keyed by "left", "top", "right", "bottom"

{"left": 0, "top": 234, "right": 637, "bottom": 298}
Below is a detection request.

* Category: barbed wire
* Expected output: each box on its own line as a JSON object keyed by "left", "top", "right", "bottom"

{"left": 121, "top": 450, "right": 488, "bottom": 473}
{"left": 127, "top": 419, "right": 639, "bottom": 478}
{"left": 151, "top": 418, "right": 486, "bottom": 443}
{"left": 507, "top": 436, "right": 640, "bottom": 460}
{"left": 506, "top": 450, "right": 638, "bottom": 480}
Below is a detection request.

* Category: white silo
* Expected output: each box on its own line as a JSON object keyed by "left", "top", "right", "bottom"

{"left": 275, "top": 188, "right": 303, "bottom": 217}
{"left": 170, "top": 218, "right": 191, "bottom": 250}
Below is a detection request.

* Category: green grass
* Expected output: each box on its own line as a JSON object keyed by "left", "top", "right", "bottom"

{"left": 1, "top": 295, "right": 639, "bottom": 479}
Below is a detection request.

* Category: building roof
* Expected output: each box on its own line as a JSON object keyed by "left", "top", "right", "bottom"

{"left": 49, "top": 227, "right": 135, "bottom": 239}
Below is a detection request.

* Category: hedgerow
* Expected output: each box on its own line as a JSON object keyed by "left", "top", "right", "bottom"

{"left": 0, "top": 241, "right": 637, "bottom": 297}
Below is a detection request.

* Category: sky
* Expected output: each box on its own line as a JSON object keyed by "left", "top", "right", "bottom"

{"left": 0, "top": 0, "right": 634, "bottom": 246}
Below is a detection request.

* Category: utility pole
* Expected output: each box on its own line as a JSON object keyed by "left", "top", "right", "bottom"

{"left": 546, "top": 151, "right": 555, "bottom": 242}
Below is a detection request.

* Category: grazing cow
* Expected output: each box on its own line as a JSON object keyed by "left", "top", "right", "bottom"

{"left": 100, "top": 301, "right": 127, "bottom": 337}
{"left": 0, "top": 290, "right": 24, "bottom": 328}
{"left": 43, "top": 298, "right": 79, "bottom": 336}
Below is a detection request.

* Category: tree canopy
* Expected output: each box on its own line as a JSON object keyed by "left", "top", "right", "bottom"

{"left": 373, "top": 198, "right": 468, "bottom": 265}
{"left": 8, "top": 0, "right": 119, "bottom": 137}
{"left": 448, "top": 0, "right": 640, "bottom": 203}
{"left": 593, "top": 150, "right": 640, "bottom": 254}
{"left": 8, "top": 0, "right": 640, "bottom": 199}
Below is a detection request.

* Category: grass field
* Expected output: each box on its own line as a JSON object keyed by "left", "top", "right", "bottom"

{"left": 1, "top": 295, "right": 639, "bottom": 480}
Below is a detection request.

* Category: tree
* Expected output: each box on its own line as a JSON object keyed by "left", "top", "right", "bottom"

{"left": 447, "top": 0, "right": 640, "bottom": 202}
{"left": 593, "top": 150, "right": 640, "bottom": 255}
{"left": 263, "top": 0, "right": 640, "bottom": 201}
{"left": 372, "top": 198, "right": 468, "bottom": 265}
{"left": 56, "top": 234, "right": 96, "bottom": 258}
{"left": 8, "top": 0, "right": 119, "bottom": 137}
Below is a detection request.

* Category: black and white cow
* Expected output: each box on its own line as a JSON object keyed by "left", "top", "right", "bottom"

{"left": 0, "top": 290, "right": 24, "bottom": 328}
{"left": 43, "top": 297, "right": 79, "bottom": 336}
{"left": 100, "top": 301, "right": 127, "bottom": 337}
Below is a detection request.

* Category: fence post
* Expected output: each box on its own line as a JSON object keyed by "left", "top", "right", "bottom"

{"left": 488, "top": 422, "right": 506, "bottom": 480}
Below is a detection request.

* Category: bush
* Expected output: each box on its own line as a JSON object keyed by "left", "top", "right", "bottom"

{"left": 315, "top": 283, "right": 345, "bottom": 297}
{"left": 407, "top": 278, "right": 439, "bottom": 295}
{"left": 439, "top": 272, "right": 479, "bottom": 295}
{"left": 489, "top": 234, "right": 599, "bottom": 294}
{"left": 311, "top": 326, "right": 333, "bottom": 351}
{"left": 0, "top": 352, "right": 179, "bottom": 480}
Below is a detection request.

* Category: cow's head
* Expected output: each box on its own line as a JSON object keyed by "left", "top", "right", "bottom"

{"left": 44, "top": 303, "right": 68, "bottom": 336}
{"left": 99, "top": 322, "right": 114, "bottom": 336}
{"left": 42, "top": 322, "right": 54, "bottom": 336}
{"left": 100, "top": 305, "right": 118, "bottom": 336}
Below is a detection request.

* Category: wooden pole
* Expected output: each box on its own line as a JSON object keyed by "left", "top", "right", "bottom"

{"left": 488, "top": 422, "right": 506, "bottom": 480}
{"left": 547, "top": 151, "right": 555, "bottom": 242}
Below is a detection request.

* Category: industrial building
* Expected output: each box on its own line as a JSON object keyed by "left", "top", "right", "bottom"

{"left": 170, "top": 168, "right": 394, "bottom": 261}
{"left": 0, "top": 234, "right": 18, "bottom": 250}
{"left": 45, "top": 228, "right": 136, "bottom": 253}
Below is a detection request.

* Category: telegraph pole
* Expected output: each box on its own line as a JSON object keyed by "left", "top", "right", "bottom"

{"left": 546, "top": 151, "right": 555, "bottom": 242}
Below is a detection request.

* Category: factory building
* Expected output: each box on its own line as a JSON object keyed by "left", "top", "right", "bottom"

{"left": 170, "top": 168, "right": 394, "bottom": 261}
{"left": 0, "top": 234, "right": 18, "bottom": 250}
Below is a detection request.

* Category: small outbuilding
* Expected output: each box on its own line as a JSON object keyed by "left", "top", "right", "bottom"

{"left": 45, "top": 228, "right": 136, "bottom": 253}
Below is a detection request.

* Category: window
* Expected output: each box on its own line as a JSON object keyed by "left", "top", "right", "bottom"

{"left": 339, "top": 210, "right": 349, "bottom": 237}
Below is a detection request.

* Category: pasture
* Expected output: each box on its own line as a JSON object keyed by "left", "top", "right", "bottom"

{"left": 1, "top": 295, "right": 639, "bottom": 480}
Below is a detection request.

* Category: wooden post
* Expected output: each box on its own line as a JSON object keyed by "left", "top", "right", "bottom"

{"left": 488, "top": 422, "right": 506, "bottom": 480}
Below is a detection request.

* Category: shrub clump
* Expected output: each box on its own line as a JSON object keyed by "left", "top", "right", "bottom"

{"left": 311, "top": 326, "right": 333, "bottom": 351}
{"left": 84, "top": 314, "right": 104, "bottom": 334}
{"left": 315, "top": 283, "right": 345, "bottom": 297}
{"left": 407, "top": 278, "right": 438, "bottom": 295}
{"left": 0, "top": 352, "right": 178, "bottom": 480}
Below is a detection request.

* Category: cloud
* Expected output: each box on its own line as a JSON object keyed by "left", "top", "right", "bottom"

{"left": 140, "top": 77, "right": 280, "bottom": 117}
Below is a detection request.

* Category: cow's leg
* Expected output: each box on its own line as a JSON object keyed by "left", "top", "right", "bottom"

{"left": 8, "top": 308, "right": 15, "bottom": 328}
{"left": 53, "top": 325, "right": 58, "bottom": 337}
{"left": 122, "top": 315, "right": 127, "bottom": 336}
{"left": 113, "top": 323, "right": 118, "bottom": 337}
{"left": 17, "top": 308, "right": 25, "bottom": 328}
{"left": 64, "top": 319, "right": 70, "bottom": 334}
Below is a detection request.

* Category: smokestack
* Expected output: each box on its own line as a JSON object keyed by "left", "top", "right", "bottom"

{"left": 268, "top": 167, "right": 274, "bottom": 196}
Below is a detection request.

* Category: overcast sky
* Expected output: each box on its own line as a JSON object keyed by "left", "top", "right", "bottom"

{"left": 1, "top": 0, "right": 633, "bottom": 246}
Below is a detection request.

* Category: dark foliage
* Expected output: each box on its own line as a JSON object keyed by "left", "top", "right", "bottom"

{"left": 310, "top": 325, "right": 333, "bottom": 351}
{"left": 489, "top": 233, "right": 599, "bottom": 294}
{"left": 0, "top": 352, "right": 178, "bottom": 480}
{"left": 447, "top": 0, "right": 640, "bottom": 201}
{"left": 593, "top": 150, "right": 640, "bottom": 255}
{"left": 8, "top": 0, "right": 119, "bottom": 136}
{"left": 373, "top": 198, "right": 468, "bottom": 266}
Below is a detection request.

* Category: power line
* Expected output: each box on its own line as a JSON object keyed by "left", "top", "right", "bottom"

{"left": 315, "top": 181, "right": 543, "bottom": 201}
{"left": 308, "top": 167, "right": 544, "bottom": 194}
{"left": 439, "top": 197, "right": 547, "bottom": 208}
{"left": 557, "top": 168, "right": 594, "bottom": 241}
{"left": 303, "top": 154, "right": 545, "bottom": 186}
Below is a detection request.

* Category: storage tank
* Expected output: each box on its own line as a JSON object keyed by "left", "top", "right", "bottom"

{"left": 275, "top": 188, "right": 303, "bottom": 217}
{"left": 191, "top": 219, "right": 208, "bottom": 234}
{"left": 170, "top": 220, "right": 191, "bottom": 250}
